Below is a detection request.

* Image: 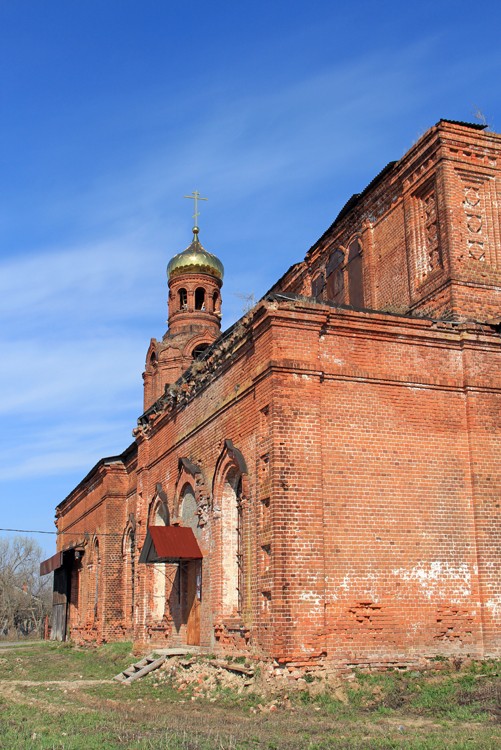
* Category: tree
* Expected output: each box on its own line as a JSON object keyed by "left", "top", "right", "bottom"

{"left": 0, "top": 536, "right": 52, "bottom": 639}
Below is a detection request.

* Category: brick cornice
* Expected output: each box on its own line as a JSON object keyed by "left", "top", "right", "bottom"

{"left": 134, "top": 297, "right": 501, "bottom": 440}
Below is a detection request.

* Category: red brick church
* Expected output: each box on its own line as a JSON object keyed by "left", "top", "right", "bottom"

{"left": 42, "top": 120, "right": 501, "bottom": 669}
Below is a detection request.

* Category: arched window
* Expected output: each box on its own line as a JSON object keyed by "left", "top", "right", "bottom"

{"left": 92, "top": 539, "right": 100, "bottom": 622}
{"left": 347, "top": 239, "right": 364, "bottom": 308}
{"left": 181, "top": 484, "right": 199, "bottom": 536}
{"left": 221, "top": 468, "right": 243, "bottom": 614}
{"left": 179, "top": 288, "right": 188, "bottom": 310}
{"left": 192, "top": 343, "right": 209, "bottom": 359}
{"left": 213, "top": 441, "right": 248, "bottom": 618}
{"left": 123, "top": 526, "right": 136, "bottom": 623}
{"left": 151, "top": 498, "right": 168, "bottom": 621}
{"left": 326, "top": 249, "right": 345, "bottom": 303}
{"left": 195, "top": 287, "right": 206, "bottom": 310}
{"left": 212, "top": 291, "right": 220, "bottom": 313}
{"left": 236, "top": 478, "right": 243, "bottom": 614}
{"left": 153, "top": 499, "right": 169, "bottom": 525}
{"left": 312, "top": 272, "right": 325, "bottom": 301}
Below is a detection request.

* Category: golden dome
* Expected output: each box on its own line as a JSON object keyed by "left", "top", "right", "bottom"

{"left": 167, "top": 228, "right": 224, "bottom": 282}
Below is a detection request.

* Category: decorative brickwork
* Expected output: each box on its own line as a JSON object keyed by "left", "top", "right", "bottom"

{"left": 47, "top": 120, "right": 501, "bottom": 668}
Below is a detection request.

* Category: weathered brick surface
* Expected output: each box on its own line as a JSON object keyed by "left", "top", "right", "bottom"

{"left": 53, "top": 120, "right": 501, "bottom": 666}
{"left": 56, "top": 446, "right": 137, "bottom": 642}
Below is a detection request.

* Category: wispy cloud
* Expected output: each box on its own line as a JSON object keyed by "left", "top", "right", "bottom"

{"left": 1, "top": 25, "right": 498, "bottom": 510}
{"left": 0, "top": 414, "right": 135, "bottom": 481}
{"left": 6, "top": 40, "right": 439, "bottom": 253}
{"left": 0, "top": 39, "right": 440, "bottom": 489}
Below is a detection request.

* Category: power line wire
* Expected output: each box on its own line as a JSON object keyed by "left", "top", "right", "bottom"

{"left": 0, "top": 527, "right": 123, "bottom": 537}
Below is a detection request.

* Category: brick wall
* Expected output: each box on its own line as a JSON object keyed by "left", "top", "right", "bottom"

{"left": 52, "top": 120, "right": 501, "bottom": 667}
{"left": 56, "top": 447, "right": 137, "bottom": 643}
{"left": 261, "top": 302, "right": 497, "bottom": 664}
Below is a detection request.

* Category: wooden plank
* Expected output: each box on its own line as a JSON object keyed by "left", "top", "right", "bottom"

{"left": 208, "top": 660, "right": 254, "bottom": 676}
{"left": 152, "top": 648, "right": 192, "bottom": 656}
{"left": 51, "top": 604, "right": 66, "bottom": 642}
{"left": 114, "top": 655, "right": 166, "bottom": 684}
{"left": 124, "top": 656, "right": 166, "bottom": 684}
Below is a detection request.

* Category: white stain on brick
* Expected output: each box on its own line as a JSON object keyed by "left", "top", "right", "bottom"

{"left": 485, "top": 597, "right": 501, "bottom": 618}
{"left": 299, "top": 590, "right": 321, "bottom": 607}
{"left": 340, "top": 574, "right": 351, "bottom": 591}
{"left": 392, "top": 561, "right": 471, "bottom": 600}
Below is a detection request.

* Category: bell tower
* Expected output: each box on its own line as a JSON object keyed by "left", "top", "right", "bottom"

{"left": 143, "top": 195, "right": 224, "bottom": 410}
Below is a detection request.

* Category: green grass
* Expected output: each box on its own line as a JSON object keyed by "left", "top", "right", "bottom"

{"left": 0, "top": 644, "right": 499, "bottom": 749}
{"left": 0, "top": 640, "right": 133, "bottom": 681}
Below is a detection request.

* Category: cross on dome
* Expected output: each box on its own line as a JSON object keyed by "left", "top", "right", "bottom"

{"left": 184, "top": 190, "right": 208, "bottom": 233}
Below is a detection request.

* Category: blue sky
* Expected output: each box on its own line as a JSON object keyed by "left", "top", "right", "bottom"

{"left": 1, "top": 0, "right": 501, "bottom": 557}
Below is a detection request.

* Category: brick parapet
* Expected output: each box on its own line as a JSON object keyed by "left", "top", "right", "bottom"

{"left": 271, "top": 121, "right": 501, "bottom": 323}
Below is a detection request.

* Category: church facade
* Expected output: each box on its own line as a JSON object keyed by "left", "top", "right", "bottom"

{"left": 42, "top": 120, "right": 501, "bottom": 669}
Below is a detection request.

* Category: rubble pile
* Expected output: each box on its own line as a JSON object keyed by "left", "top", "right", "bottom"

{"left": 153, "top": 657, "right": 255, "bottom": 700}
{"left": 151, "top": 655, "right": 353, "bottom": 704}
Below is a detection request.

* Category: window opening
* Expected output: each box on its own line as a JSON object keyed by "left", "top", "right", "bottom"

{"left": 192, "top": 343, "right": 209, "bottom": 359}
{"left": 93, "top": 540, "right": 99, "bottom": 621}
{"left": 221, "top": 469, "right": 243, "bottom": 615}
{"left": 179, "top": 288, "right": 188, "bottom": 310}
{"left": 312, "top": 272, "right": 325, "bottom": 300}
{"left": 195, "top": 287, "right": 206, "bottom": 310}
{"left": 129, "top": 530, "right": 135, "bottom": 619}
{"left": 347, "top": 240, "right": 364, "bottom": 308}
{"left": 236, "top": 477, "right": 243, "bottom": 615}
{"left": 326, "top": 249, "right": 345, "bottom": 303}
{"left": 152, "top": 501, "right": 167, "bottom": 621}
{"left": 181, "top": 484, "right": 199, "bottom": 537}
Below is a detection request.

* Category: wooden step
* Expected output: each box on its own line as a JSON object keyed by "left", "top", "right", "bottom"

{"left": 114, "top": 654, "right": 166, "bottom": 684}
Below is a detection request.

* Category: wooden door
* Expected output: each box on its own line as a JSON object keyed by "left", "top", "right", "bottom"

{"left": 185, "top": 560, "right": 201, "bottom": 646}
{"left": 51, "top": 567, "right": 70, "bottom": 641}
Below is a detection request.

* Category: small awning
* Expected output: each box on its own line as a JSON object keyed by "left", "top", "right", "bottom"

{"left": 40, "top": 551, "right": 64, "bottom": 576}
{"left": 139, "top": 526, "right": 203, "bottom": 564}
{"left": 39, "top": 544, "right": 85, "bottom": 576}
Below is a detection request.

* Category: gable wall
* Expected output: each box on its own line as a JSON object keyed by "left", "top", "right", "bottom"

{"left": 56, "top": 452, "right": 137, "bottom": 642}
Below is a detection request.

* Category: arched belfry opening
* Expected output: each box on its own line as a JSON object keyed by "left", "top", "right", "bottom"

{"left": 179, "top": 288, "right": 188, "bottom": 310}
{"left": 194, "top": 287, "right": 206, "bottom": 310}
{"left": 212, "top": 291, "right": 220, "bottom": 313}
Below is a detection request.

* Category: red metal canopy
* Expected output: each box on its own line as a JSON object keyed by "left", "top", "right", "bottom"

{"left": 139, "top": 526, "right": 203, "bottom": 564}
{"left": 40, "top": 551, "right": 64, "bottom": 576}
